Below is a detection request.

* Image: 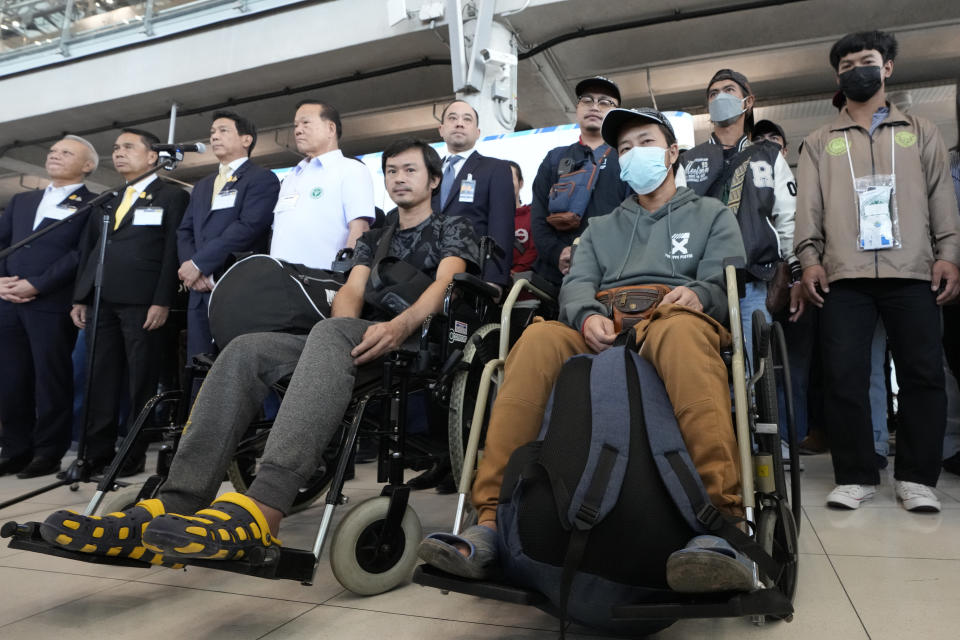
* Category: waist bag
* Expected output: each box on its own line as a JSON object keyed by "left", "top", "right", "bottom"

{"left": 497, "top": 344, "right": 781, "bottom": 636}
{"left": 208, "top": 255, "right": 345, "bottom": 349}
{"left": 363, "top": 222, "right": 433, "bottom": 318}
{"left": 546, "top": 148, "right": 612, "bottom": 231}
{"left": 595, "top": 284, "right": 672, "bottom": 332}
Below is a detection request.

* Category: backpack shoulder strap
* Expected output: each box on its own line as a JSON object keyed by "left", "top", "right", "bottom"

{"left": 368, "top": 222, "right": 397, "bottom": 292}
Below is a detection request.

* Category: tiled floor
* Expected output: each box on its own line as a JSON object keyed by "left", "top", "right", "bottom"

{"left": 0, "top": 453, "right": 958, "bottom": 639}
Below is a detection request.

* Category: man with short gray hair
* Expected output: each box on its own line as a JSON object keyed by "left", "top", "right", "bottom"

{"left": 0, "top": 136, "right": 100, "bottom": 478}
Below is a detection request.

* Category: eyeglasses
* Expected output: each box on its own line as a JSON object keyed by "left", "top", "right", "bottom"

{"left": 577, "top": 95, "right": 618, "bottom": 108}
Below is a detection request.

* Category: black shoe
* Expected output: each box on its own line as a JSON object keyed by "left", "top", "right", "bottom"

{"left": 944, "top": 452, "right": 960, "bottom": 476}
{"left": 435, "top": 471, "right": 457, "bottom": 495}
{"left": 16, "top": 457, "right": 62, "bottom": 479}
{"left": 407, "top": 458, "right": 452, "bottom": 490}
{"left": 0, "top": 455, "right": 31, "bottom": 476}
{"left": 118, "top": 455, "right": 147, "bottom": 478}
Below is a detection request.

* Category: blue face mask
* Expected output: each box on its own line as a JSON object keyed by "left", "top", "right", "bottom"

{"left": 709, "top": 92, "right": 746, "bottom": 125}
{"left": 619, "top": 146, "right": 669, "bottom": 195}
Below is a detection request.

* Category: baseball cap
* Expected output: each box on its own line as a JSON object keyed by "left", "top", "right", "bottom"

{"left": 601, "top": 107, "right": 676, "bottom": 148}
{"left": 707, "top": 69, "right": 752, "bottom": 96}
{"left": 575, "top": 76, "right": 621, "bottom": 104}
{"left": 753, "top": 119, "right": 787, "bottom": 144}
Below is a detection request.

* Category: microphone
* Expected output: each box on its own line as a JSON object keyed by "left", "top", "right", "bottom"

{"left": 151, "top": 142, "right": 207, "bottom": 154}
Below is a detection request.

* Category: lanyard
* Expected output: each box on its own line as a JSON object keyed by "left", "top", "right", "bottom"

{"left": 843, "top": 127, "right": 895, "bottom": 185}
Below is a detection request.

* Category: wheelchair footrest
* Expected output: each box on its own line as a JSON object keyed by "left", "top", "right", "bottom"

{"left": 3, "top": 520, "right": 317, "bottom": 583}
{"left": 2, "top": 521, "right": 156, "bottom": 569}
{"left": 412, "top": 565, "right": 550, "bottom": 607}
{"left": 611, "top": 588, "right": 793, "bottom": 620}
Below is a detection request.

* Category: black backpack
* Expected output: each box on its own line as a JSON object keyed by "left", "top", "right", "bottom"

{"left": 497, "top": 344, "right": 779, "bottom": 636}
{"left": 207, "top": 255, "right": 345, "bottom": 349}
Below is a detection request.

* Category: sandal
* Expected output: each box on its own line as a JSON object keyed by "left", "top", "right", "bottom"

{"left": 40, "top": 499, "right": 178, "bottom": 566}
{"left": 142, "top": 492, "right": 280, "bottom": 561}
{"left": 665, "top": 534, "right": 755, "bottom": 593}
{"left": 417, "top": 525, "right": 498, "bottom": 579}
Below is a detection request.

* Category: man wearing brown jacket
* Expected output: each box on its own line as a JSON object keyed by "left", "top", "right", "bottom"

{"left": 794, "top": 30, "right": 960, "bottom": 512}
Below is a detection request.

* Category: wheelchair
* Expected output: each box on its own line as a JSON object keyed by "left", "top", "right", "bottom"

{"left": 413, "top": 258, "right": 803, "bottom": 631}
{"left": 0, "top": 266, "right": 514, "bottom": 595}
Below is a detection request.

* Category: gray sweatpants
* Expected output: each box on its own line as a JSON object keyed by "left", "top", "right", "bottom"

{"left": 160, "top": 317, "right": 375, "bottom": 515}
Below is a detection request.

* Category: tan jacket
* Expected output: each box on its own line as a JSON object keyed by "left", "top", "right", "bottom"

{"left": 794, "top": 104, "right": 960, "bottom": 282}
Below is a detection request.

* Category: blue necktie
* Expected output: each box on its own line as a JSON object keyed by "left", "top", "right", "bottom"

{"left": 440, "top": 155, "right": 462, "bottom": 205}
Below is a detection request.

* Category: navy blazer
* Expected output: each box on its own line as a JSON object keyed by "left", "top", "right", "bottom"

{"left": 75, "top": 179, "right": 190, "bottom": 308}
{"left": 177, "top": 160, "right": 279, "bottom": 276}
{"left": 430, "top": 151, "right": 514, "bottom": 285}
{"left": 0, "top": 185, "right": 98, "bottom": 312}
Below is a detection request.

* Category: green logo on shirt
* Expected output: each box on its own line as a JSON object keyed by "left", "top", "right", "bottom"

{"left": 895, "top": 131, "right": 917, "bottom": 148}
{"left": 826, "top": 137, "right": 848, "bottom": 156}
{"left": 311, "top": 187, "right": 323, "bottom": 199}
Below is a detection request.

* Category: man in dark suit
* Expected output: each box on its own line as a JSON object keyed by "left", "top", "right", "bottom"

{"left": 430, "top": 100, "right": 515, "bottom": 286}
{"left": 177, "top": 111, "right": 280, "bottom": 359}
{"left": 72, "top": 129, "right": 190, "bottom": 476}
{"left": 0, "top": 135, "right": 100, "bottom": 478}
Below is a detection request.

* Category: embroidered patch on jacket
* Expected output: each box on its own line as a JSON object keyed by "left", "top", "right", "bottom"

{"left": 895, "top": 131, "right": 917, "bottom": 148}
{"left": 311, "top": 187, "right": 323, "bottom": 199}
{"left": 826, "top": 137, "right": 848, "bottom": 156}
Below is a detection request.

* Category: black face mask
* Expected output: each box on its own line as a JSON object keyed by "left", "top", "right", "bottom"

{"left": 838, "top": 65, "right": 883, "bottom": 103}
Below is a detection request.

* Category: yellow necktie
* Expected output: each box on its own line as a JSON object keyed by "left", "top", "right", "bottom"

{"left": 211, "top": 164, "right": 231, "bottom": 205}
{"left": 114, "top": 186, "right": 137, "bottom": 230}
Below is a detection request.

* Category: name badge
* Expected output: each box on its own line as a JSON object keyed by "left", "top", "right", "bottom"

{"left": 133, "top": 207, "right": 164, "bottom": 226}
{"left": 275, "top": 192, "right": 300, "bottom": 213}
{"left": 47, "top": 205, "right": 77, "bottom": 220}
{"left": 212, "top": 189, "right": 238, "bottom": 211}
{"left": 459, "top": 174, "right": 476, "bottom": 204}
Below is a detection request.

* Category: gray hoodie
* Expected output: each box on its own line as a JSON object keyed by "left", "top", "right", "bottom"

{"left": 559, "top": 186, "right": 746, "bottom": 330}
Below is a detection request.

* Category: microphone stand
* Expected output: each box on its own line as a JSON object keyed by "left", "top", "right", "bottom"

{"left": 0, "top": 154, "right": 182, "bottom": 511}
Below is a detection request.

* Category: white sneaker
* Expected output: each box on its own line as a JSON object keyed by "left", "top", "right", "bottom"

{"left": 894, "top": 480, "right": 941, "bottom": 512}
{"left": 826, "top": 484, "right": 877, "bottom": 509}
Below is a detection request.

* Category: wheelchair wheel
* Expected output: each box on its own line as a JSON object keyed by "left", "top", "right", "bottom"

{"left": 96, "top": 484, "right": 147, "bottom": 515}
{"left": 751, "top": 310, "right": 778, "bottom": 425}
{"left": 330, "top": 496, "right": 422, "bottom": 595}
{"left": 448, "top": 323, "right": 501, "bottom": 488}
{"left": 757, "top": 499, "right": 799, "bottom": 621}
{"left": 227, "top": 422, "right": 343, "bottom": 514}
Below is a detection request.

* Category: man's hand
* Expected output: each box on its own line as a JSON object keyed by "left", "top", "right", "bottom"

{"left": 661, "top": 285, "right": 703, "bottom": 312}
{"left": 190, "top": 275, "right": 214, "bottom": 293}
{"left": 801, "top": 265, "right": 829, "bottom": 308}
{"left": 143, "top": 305, "right": 169, "bottom": 331}
{"left": 178, "top": 260, "right": 202, "bottom": 288}
{"left": 351, "top": 318, "right": 412, "bottom": 365}
{"left": 70, "top": 304, "right": 87, "bottom": 329}
{"left": 788, "top": 285, "right": 805, "bottom": 322}
{"left": 558, "top": 246, "right": 573, "bottom": 275}
{"left": 582, "top": 314, "right": 616, "bottom": 353}
{"left": 0, "top": 278, "right": 38, "bottom": 303}
{"left": 932, "top": 259, "right": 960, "bottom": 305}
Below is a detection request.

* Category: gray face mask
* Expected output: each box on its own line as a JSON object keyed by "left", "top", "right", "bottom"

{"left": 709, "top": 92, "right": 746, "bottom": 126}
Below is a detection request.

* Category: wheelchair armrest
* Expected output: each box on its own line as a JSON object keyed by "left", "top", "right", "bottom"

{"left": 452, "top": 272, "right": 501, "bottom": 302}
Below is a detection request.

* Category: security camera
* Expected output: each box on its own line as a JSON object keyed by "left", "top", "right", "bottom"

{"left": 480, "top": 48, "right": 518, "bottom": 67}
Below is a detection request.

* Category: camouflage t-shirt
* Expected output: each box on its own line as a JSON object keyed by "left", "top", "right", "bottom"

{"left": 353, "top": 212, "right": 481, "bottom": 278}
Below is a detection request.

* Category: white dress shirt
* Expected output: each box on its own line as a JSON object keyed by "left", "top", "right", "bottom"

{"left": 270, "top": 149, "right": 374, "bottom": 269}
{"left": 443, "top": 148, "right": 476, "bottom": 180}
{"left": 33, "top": 182, "right": 84, "bottom": 230}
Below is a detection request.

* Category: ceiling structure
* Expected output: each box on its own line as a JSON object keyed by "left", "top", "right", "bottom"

{"left": 0, "top": 0, "right": 958, "bottom": 205}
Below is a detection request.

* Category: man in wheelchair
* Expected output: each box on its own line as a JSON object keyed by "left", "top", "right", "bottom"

{"left": 419, "top": 108, "right": 754, "bottom": 593}
{"left": 39, "top": 138, "right": 481, "bottom": 565}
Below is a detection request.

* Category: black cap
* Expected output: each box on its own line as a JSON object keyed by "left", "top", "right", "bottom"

{"left": 601, "top": 107, "right": 676, "bottom": 148}
{"left": 574, "top": 76, "right": 621, "bottom": 104}
{"left": 753, "top": 119, "right": 786, "bottom": 143}
{"left": 707, "top": 69, "right": 752, "bottom": 96}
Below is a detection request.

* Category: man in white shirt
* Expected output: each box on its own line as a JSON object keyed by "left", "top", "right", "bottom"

{"left": 0, "top": 135, "right": 99, "bottom": 478}
{"left": 269, "top": 99, "right": 374, "bottom": 269}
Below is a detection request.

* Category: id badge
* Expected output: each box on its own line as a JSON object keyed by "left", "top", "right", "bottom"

{"left": 49, "top": 204, "right": 77, "bottom": 220}
{"left": 458, "top": 174, "right": 476, "bottom": 204}
{"left": 211, "top": 189, "right": 238, "bottom": 211}
{"left": 274, "top": 192, "right": 299, "bottom": 213}
{"left": 132, "top": 207, "right": 163, "bottom": 226}
{"left": 853, "top": 174, "right": 899, "bottom": 251}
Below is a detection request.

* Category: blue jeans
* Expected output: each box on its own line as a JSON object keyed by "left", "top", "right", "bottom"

{"left": 741, "top": 281, "right": 769, "bottom": 367}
